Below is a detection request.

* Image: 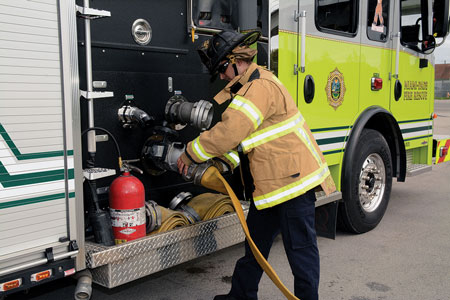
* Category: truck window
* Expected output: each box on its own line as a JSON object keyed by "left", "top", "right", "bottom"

{"left": 315, "top": 0, "right": 359, "bottom": 36}
{"left": 367, "top": 0, "right": 389, "bottom": 41}
{"left": 400, "top": 0, "right": 424, "bottom": 50}
{"left": 194, "top": 0, "right": 238, "bottom": 30}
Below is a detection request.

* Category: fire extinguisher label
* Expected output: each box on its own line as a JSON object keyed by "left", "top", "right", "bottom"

{"left": 110, "top": 207, "right": 146, "bottom": 228}
{"left": 119, "top": 228, "right": 136, "bottom": 235}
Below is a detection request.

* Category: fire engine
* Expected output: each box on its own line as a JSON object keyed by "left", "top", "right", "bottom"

{"left": 0, "top": 0, "right": 449, "bottom": 299}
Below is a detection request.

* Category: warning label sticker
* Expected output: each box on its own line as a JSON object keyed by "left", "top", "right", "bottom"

{"left": 110, "top": 207, "right": 146, "bottom": 227}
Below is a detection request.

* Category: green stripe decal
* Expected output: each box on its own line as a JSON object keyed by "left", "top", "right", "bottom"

{"left": 0, "top": 123, "right": 74, "bottom": 187}
{"left": 0, "top": 123, "right": 73, "bottom": 160}
{"left": 401, "top": 126, "right": 432, "bottom": 134}
{"left": 398, "top": 118, "right": 432, "bottom": 124}
{"left": 323, "top": 149, "right": 344, "bottom": 155}
{"left": 0, "top": 163, "right": 74, "bottom": 188}
{"left": 316, "top": 136, "right": 347, "bottom": 145}
{"left": 311, "top": 125, "right": 352, "bottom": 132}
{"left": 0, "top": 192, "right": 75, "bottom": 209}
{"left": 404, "top": 134, "right": 433, "bottom": 141}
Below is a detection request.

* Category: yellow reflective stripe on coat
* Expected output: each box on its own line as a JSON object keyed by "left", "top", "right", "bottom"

{"left": 254, "top": 165, "right": 331, "bottom": 210}
{"left": 240, "top": 112, "right": 303, "bottom": 152}
{"left": 191, "top": 136, "right": 214, "bottom": 161}
{"left": 229, "top": 95, "right": 264, "bottom": 130}
{"left": 223, "top": 150, "right": 240, "bottom": 168}
{"left": 294, "top": 128, "right": 322, "bottom": 166}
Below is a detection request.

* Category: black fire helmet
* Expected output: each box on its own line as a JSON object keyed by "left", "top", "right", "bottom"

{"left": 197, "top": 30, "right": 261, "bottom": 77}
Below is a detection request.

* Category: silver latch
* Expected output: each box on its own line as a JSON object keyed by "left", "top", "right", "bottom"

{"left": 93, "top": 81, "right": 107, "bottom": 89}
{"left": 76, "top": 6, "right": 111, "bottom": 19}
{"left": 168, "top": 77, "right": 173, "bottom": 93}
{"left": 80, "top": 90, "right": 114, "bottom": 100}
{"left": 132, "top": 19, "right": 152, "bottom": 45}
{"left": 95, "top": 135, "right": 109, "bottom": 142}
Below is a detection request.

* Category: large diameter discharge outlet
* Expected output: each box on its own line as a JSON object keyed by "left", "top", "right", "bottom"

{"left": 141, "top": 130, "right": 186, "bottom": 175}
{"left": 165, "top": 95, "right": 213, "bottom": 131}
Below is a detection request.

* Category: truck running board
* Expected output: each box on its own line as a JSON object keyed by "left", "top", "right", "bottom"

{"left": 406, "top": 164, "right": 432, "bottom": 176}
{"left": 85, "top": 191, "right": 341, "bottom": 288}
{"left": 85, "top": 205, "right": 249, "bottom": 288}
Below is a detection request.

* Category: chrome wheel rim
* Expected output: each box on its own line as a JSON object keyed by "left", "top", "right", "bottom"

{"left": 359, "top": 153, "right": 386, "bottom": 213}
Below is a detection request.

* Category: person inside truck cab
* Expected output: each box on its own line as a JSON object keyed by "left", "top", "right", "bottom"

{"left": 177, "top": 30, "right": 336, "bottom": 300}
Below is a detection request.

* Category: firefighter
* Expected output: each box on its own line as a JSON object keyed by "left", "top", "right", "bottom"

{"left": 177, "top": 30, "right": 336, "bottom": 300}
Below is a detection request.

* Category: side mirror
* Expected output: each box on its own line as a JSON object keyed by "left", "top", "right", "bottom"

{"left": 433, "top": 0, "right": 450, "bottom": 37}
{"left": 421, "top": 35, "right": 436, "bottom": 54}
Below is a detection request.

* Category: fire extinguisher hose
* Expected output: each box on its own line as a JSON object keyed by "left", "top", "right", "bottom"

{"left": 200, "top": 166, "right": 300, "bottom": 300}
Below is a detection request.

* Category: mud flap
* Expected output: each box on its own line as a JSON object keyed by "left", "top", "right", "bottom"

{"left": 315, "top": 200, "right": 339, "bottom": 239}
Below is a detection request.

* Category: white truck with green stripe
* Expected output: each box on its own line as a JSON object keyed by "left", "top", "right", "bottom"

{"left": 0, "top": 0, "right": 84, "bottom": 297}
{"left": 0, "top": 0, "right": 449, "bottom": 299}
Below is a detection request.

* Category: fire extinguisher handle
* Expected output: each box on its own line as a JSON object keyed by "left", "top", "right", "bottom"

{"left": 122, "top": 162, "right": 144, "bottom": 174}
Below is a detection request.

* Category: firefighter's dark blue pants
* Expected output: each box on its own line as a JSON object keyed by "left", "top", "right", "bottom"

{"left": 229, "top": 189, "right": 319, "bottom": 300}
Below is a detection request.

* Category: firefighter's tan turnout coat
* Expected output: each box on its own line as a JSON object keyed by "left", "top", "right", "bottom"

{"left": 186, "top": 63, "right": 336, "bottom": 210}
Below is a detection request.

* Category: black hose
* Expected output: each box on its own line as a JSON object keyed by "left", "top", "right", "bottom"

{"left": 87, "top": 180, "right": 100, "bottom": 212}
{"left": 81, "top": 127, "right": 122, "bottom": 168}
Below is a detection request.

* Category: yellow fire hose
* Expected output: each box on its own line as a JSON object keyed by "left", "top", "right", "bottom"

{"left": 200, "top": 166, "right": 300, "bottom": 300}
{"left": 186, "top": 193, "right": 235, "bottom": 221}
{"left": 150, "top": 206, "right": 190, "bottom": 234}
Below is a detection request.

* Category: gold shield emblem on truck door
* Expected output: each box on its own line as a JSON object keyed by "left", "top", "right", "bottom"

{"left": 325, "top": 68, "right": 346, "bottom": 110}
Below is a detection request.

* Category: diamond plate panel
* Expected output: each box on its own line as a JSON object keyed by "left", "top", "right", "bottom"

{"left": 86, "top": 206, "right": 248, "bottom": 288}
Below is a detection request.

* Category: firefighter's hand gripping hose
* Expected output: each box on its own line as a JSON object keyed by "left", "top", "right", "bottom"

{"left": 200, "top": 166, "right": 300, "bottom": 300}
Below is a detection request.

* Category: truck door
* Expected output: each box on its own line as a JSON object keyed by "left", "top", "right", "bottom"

{"left": 390, "top": 0, "right": 434, "bottom": 134}
{"left": 359, "top": 0, "right": 394, "bottom": 111}
{"left": 388, "top": 0, "right": 435, "bottom": 168}
{"left": 296, "top": 0, "right": 360, "bottom": 159}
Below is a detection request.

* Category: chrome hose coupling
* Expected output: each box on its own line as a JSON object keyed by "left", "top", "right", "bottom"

{"left": 168, "top": 192, "right": 201, "bottom": 224}
{"left": 165, "top": 95, "right": 213, "bottom": 131}
{"left": 182, "top": 160, "right": 214, "bottom": 185}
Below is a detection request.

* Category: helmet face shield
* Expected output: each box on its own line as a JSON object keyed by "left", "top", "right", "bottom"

{"left": 197, "top": 30, "right": 261, "bottom": 77}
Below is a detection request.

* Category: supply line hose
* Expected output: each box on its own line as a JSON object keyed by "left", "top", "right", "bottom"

{"left": 150, "top": 206, "right": 190, "bottom": 234}
{"left": 186, "top": 193, "right": 234, "bottom": 221}
{"left": 200, "top": 166, "right": 300, "bottom": 300}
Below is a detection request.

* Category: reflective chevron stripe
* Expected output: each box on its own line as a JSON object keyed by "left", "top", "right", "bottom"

{"left": 240, "top": 112, "right": 303, "bottom": 152}
{"left": 229, "top": 95, "right": 264, "bottom": 130}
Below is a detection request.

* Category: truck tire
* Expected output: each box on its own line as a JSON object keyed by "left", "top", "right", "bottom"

{"left": 339, "top": 129, "right": 393, "bottom": 233}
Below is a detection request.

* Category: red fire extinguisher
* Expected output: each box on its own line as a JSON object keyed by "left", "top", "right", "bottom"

{"left": 109, "top": 171, "right": 146, "bottom": 244}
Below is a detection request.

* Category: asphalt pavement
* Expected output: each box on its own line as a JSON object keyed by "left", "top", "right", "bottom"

{"left": 7, "top": 100, "right": 450, "bottom": 300}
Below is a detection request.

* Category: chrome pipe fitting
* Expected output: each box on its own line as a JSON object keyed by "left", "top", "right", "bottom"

{"left": 165, "top": 95, "right": 213, "bottom": 131}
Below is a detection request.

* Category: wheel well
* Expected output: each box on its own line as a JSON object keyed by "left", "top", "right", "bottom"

{"left": 343, "top": 107, "right": 406, "bottom": 187}
{"left": 363, "top": 112, "right": 406, "bottom": 182}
